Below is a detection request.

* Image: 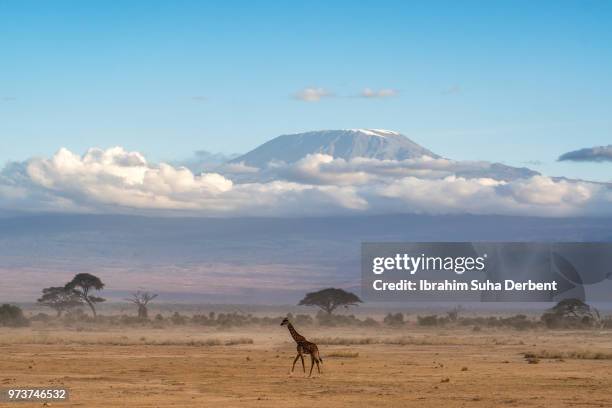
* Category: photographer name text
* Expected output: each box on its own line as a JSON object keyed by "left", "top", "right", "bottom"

{"left": 373, "top": 279, "right": 558, "bottom": 292}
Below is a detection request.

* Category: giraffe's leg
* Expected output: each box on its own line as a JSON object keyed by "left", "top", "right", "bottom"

{"left": 315, "top": 356, "right": 321, "bottom": 374}
{"left": 300, "top": 353, "right": 305, "bottom": 373}
{"left": 309, "top": 354, "right": 315, "bottom": 377}
{"left": 290, "top": 354, "right": 300, "bottom": 375}
{"left": 317, "top": 350, "right": 323, "bottom": 373}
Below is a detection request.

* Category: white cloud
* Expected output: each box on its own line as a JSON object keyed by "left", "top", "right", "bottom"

{"left": 508, "top": 176, "right": 595, "bottom": 206}
{"left": 217, "top": 161, "right": 260, "bottom": 175}
{"left": 25, "top": 147, "right": 233, "bottom": 212}
{"left": 378, "top": 174, "right": 605, "bottom": 217}
{"left": 360, "top": 88, "right": 398, "bottom": 98}
{"left": 293, "top": 87, "right": 333, "bottom": 102}
{"left": 1, "top": 147, "right": 611, "bottom": 217}
{"left": 271, "top": 154, "right": 515, "bottom": 185}
{"left": 1, "top": 147, "right": 365, "bottom": 216}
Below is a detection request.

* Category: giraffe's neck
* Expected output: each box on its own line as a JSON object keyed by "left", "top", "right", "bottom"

{"left": 287, "top": 323, "right": 305, "bottom": 342}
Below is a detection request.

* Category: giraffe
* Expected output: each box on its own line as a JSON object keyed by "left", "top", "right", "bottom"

{"left": 280, "top": 317, "right": 323, "bottom": 377}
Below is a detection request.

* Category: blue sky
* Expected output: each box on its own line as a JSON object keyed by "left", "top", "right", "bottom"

{"left": 1, "top": 0, "right": 611, "bottom": 181}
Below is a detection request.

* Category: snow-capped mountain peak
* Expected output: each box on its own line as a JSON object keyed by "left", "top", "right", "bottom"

{"left": 230, "top": 129, "right": 439, "bottom": 167}
{"left": 346, "top": 128, "right": 400, "bottom": 137}
{"left": 227, "top": 129, "right": 539, "bottom": 181}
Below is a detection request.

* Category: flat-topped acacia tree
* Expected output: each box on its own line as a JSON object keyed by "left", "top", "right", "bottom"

{"left": 65, "top": 273, "right": 106, "bottom": 318}
{"left": 298, "top": 288, "right": 362, "bottom": 315}
{"left": 37, "top": 286, "right": 83, "bottom": 317}
{"left": 541, "top": 298, "right": 601, "bottom": 328}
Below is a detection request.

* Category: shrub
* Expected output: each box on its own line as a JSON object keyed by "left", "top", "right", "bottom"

{"left": 62, "top": 308, "right": 90, "bottom": 323}
{"left": 457, "top": 315, "right": 539, "bottom": 330}
{"left": 30, "top": 312, "right": 52, "bottom": 322}
{"left": 383, "top": 313, "right": 404, "bottom": 326}
{"left": 499, "top": 314, "right": 536, "bottom": 330}
{"left": 362, "top": 317, "right": 379, "bottom": 327}
{"left": 0, "top": 304, "right": 30, "bottom": 327}
{"left": 417, "top": 315, "right": 442, "bottom": 326}
{"left": 294, "top": 314, "right": 314, "bottom": 326}
{"left": 191, "top": 314, "right": 212, "bottom": 325}
{"left": 170, "top": 312, "right": 187, "bottom": 325}
{"left": 447, "top": 306, "right": 463, "bottom": 322}
{"left": 119, "top": 315, "right": 144, "bottom": 325}
{"left": 315, "top": 311, "right": 364, "bottom": 326}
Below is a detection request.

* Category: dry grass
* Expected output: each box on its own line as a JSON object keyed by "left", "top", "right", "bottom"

{"left": 312, "top": 335, "right": 520, "bottom": 346}
{"left": 523, "top": 350, "right": 612, "bottom": 360}
{"left": 0, "top": 330, "right": 253, "bottom": 347}
{"left": 313, "top": 336, "right": 461, "bottom": 345}
{"left": 224, "top": 337, "right": 254, "bottom": 346}
{"left": 326, "top": 350, "right": 359, "bottom": 358}
{"left": 313, "top": 337, "right": 378, "bottom": 345}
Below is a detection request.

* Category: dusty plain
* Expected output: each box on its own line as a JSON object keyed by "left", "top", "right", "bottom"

{"left": 1, "top": 326, "right": 611, "bottom": 408}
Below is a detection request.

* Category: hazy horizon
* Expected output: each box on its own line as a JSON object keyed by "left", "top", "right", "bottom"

{"left": 2, "top": 212, "right": 611, "bottom": 303}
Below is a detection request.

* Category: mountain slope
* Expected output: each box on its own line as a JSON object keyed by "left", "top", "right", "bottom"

{"left": 230, "top": 129, "right": 439, "bottom": 167}
{"left": 1, "top": 213, "right": 611, "bottom": 303}
{"left": 228, "top": 128, "right": 538, "bottom": 180}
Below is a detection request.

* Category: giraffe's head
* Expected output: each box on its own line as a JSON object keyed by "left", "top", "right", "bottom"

{"left": 280, "top": 317, "right": 289, "bottom": 326}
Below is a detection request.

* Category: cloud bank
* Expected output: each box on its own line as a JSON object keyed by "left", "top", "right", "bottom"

{"left": 558, "top": 145, "right": 612, "bottom": 162}
{"left": 1, "top": 146, "right": 611, "bottom": 217}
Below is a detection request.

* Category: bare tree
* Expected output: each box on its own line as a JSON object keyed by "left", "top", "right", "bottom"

{"left": 126, "top": 291, "right": 158, "bottom": 320}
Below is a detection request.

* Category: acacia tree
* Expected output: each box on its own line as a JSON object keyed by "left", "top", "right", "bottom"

{"left": 298, "top": 288, "right": 362, "bottom": 315}
{"left": 65, "top": 273, "right": 105, "bottom": 318}
{"left": 541, "top": 298, "right": 600, "bottom": 328}
{"left": 126, "top": 291, "right": 158, "bottom": 320}
{"left": 37, "top": 286, "right": 83, "bottom": 317}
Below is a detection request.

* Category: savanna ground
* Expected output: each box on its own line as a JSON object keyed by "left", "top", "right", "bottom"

{"left": 1, "top": 324, "right": 612, "bottom": 408}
